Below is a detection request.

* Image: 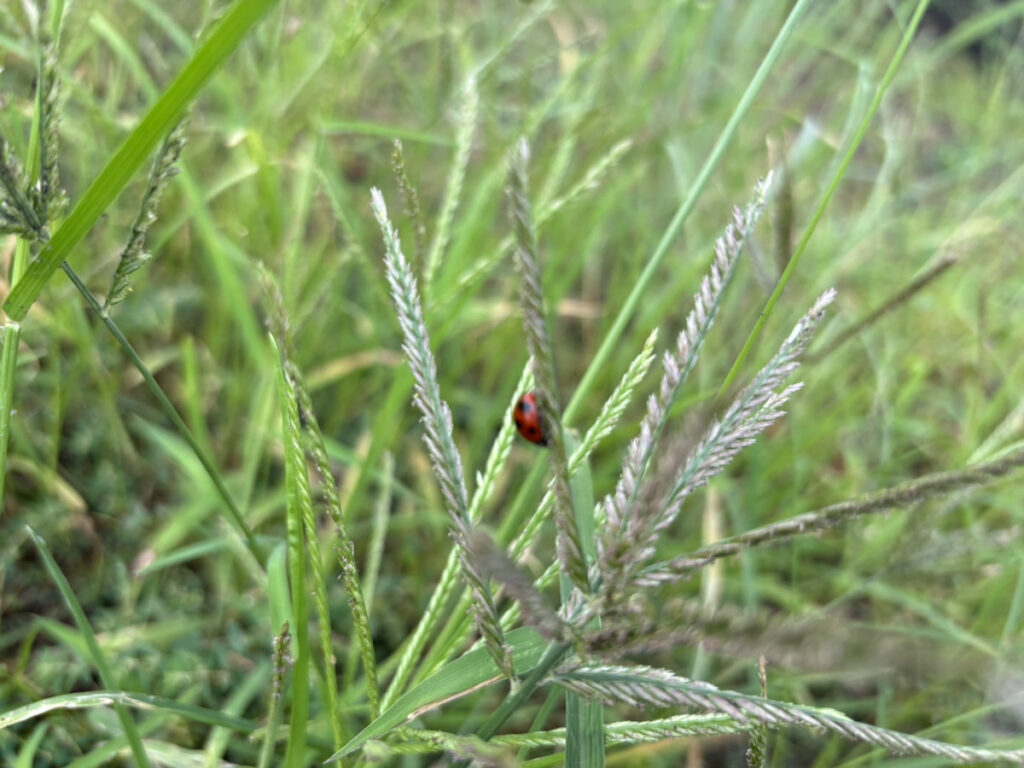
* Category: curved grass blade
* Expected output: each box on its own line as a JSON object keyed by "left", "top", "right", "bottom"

{"left": 25, "top": 527, "right": 153, "bottom": 767}
{"left": 327, "top": 627, "right": 548, "bottom": 762}
{"left": 0, "top": 690, "right": 257, "bottom": 733}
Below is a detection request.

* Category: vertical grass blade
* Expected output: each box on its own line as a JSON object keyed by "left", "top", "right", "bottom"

{"left": 562, "top": 0, "right": 814, "bottom": 425}
{"left": 560, "top": 433, "right": 603, "bottom": 767}
{"left": 3, "top": 0, "right": 279, "bottom": 320}
{"left": 276, "top": 350, "right": 311, "bottom": 767}
{"left": 718, "top": 0, "right": 931, "bottom": 395}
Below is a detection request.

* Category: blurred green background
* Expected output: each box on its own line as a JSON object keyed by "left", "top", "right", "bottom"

{"left": 1, "top": 0, "right": 1023, "bottom": 765}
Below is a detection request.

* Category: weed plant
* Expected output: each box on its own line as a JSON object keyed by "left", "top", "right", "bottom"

{"left": 1, "top": 1, "right": 1023, "bottom": 766}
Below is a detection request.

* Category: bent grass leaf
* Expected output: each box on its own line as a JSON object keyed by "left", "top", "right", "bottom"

{"left": 327, "top": 627, "right": 548, "bottom": 762}
{"left": 0, "top": 691, "right": 256, "bottom": 733}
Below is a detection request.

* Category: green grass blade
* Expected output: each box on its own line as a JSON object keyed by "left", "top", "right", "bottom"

{"left": 13, "top": 723, "right": 47, "bottom": 768}
{"left": 0, "top": 25, "right": 47, "bottom": 511}
{"left": 0, "top": 690, "right": 256, "bottom": 733}
{"left": 562, "top": 0, "right": 813, "bottom": 425}
{"left": 0, "top": 317, "right": 22, "bottom": 507}
{"left": 3, "top": 0, "right": 279, "bottom": 320}
{"left": 25, "top": 526, "right": 153, "bottom": 768}
{"left": 717, "top": 0, "right": 931, "bottom": 396}
{"left": 561, "top": 432, "right": 603, "bottom": 767}
{"left": 203, "top": 662, "right": 271, "bottom": 767}
{"left": 276, "top": 352, "right": 312, "bottom": 767}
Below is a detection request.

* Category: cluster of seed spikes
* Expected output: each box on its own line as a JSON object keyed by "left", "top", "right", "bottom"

{"left": 373, "top": 143, "right": 1024, "bottom": 764}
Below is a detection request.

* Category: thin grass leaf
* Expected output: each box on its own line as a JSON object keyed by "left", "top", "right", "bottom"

{"left": 202, "top": 661, "right": 270, "bottom": 765}
{"left": 372, "top": 187, "right": 513, "bottom": 679}
{"left": 363, "top": 451, "right": 392, "bottom": 618}
{"left": 59, "top": 264, "right": 262, "bottom": 562}
{"left": 24, "top": 527, "right": 153, "bottom": 768}
{"left": 808, "top": 252, "right": 960, "bottom": 363}
{"left": 0, "top": 690, "right": 257, "bottom": 733}
{"left": 563, "top": 0, "right": 814, "bottom": 425}
{"left": 3, "top": 0, "right": 280, "bottom": 320}
{"left": 261, "top": 263, "right": 378, "bottom": 727}
{"left": 554, "top": 663, "right": 1024, "bottom": 764}
{"left": 288, "top": 360, "right": 345, "bottom": 748}
{"left": 656, "top": 447, "right": 1024, "bottom": 581}
{"left": 328, "top": 627, "right": 549, "bottom": 762}
{"left": 559, "top": 430, "right": 604, "bottom": 767}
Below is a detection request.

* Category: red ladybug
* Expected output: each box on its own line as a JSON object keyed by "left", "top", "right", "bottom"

{"left": 512, "top": 391, "right": 548, "bottom": 445}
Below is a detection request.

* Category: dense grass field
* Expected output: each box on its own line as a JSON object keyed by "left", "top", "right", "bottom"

{"left": 2, "top": 0, "right": 1023, "bottom": 765}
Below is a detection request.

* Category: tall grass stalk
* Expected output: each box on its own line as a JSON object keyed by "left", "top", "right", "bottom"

{"left": 275, "top": 346, "right": 312, "bottom": 767}
{"left": 0, "top": 1, "right": 56, "bottom": 512}
{"left": 507, "top": 138, "right": 588, "bottom": 592}
{"left": 380, "top": 366, "right": 530, "bottom": 711}
{"left": 719, "top": 0, "right": 931, "bottom": 394}
{"left": 563, "top": 0, "right": 814, "bottom": 425}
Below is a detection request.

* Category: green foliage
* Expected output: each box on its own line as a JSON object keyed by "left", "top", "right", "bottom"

{"left": 2, "top": 0, "right": 1024, "bottom": 765}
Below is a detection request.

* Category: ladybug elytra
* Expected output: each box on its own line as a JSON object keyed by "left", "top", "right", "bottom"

{"left": 512, "top": 391, "right": 548, "bottom": 446}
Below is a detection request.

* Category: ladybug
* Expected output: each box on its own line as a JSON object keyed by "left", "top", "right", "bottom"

{"left": 512, "top": 391, "right": 548, "bottom": 445}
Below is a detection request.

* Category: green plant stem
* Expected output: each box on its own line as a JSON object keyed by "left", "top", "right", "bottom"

{"left": 0, "top": 317, "right": 22, "bottom": 508}
{"left": 498, "top": 645, "right": 569, "bottom": 735}
{"left": 562, "top": 0, "right": 813, "bottom": 425}
{"left": 59, "top": 261, "right": 263, "bottom": 564}
{"left": 452, "top": 641, "right": 570, "bottom": 768}
{"left": 0, "top": 44, "right": 46, "bottom": 514}
{"left": 718, "top": 0, "right": 931, "bottom": 396}
{"left": 487, "top": 644, "right": 568, "bottom": 739}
